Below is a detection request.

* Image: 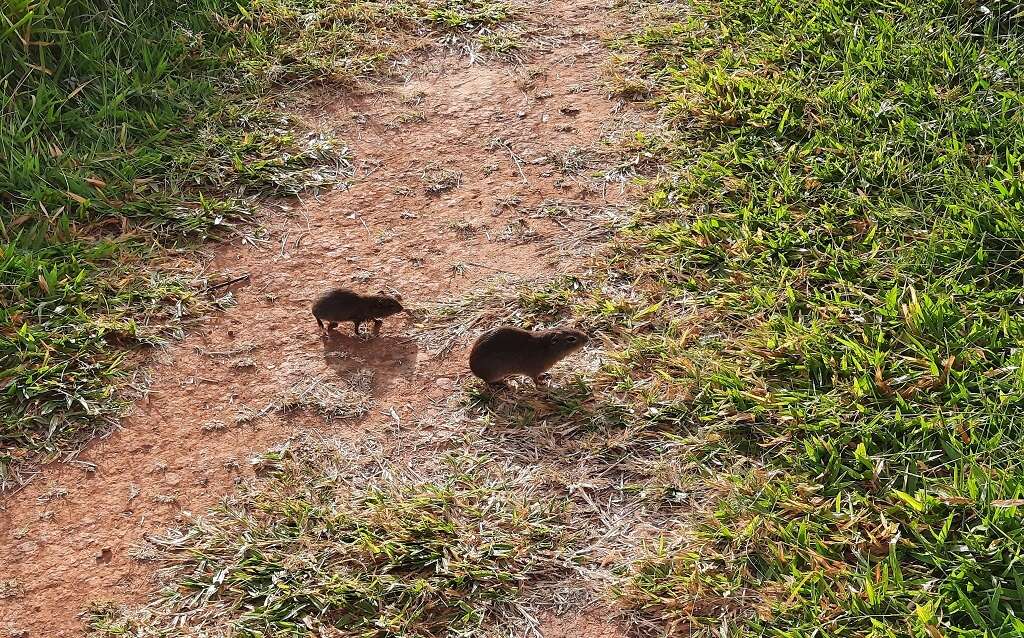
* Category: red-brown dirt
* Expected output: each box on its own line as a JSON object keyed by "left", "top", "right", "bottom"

{"left": 539, "top": 611, "right": 631, "bottom": 638}
{"left": 0, "top": 1, "right": 634, "bottom": 636}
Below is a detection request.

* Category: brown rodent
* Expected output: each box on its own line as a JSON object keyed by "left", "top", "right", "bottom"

{"left": 312, "top": 288, "right": 403, "bottom": 337}
{"left": 469, "top": 326, "right": 588, "bottom": 384}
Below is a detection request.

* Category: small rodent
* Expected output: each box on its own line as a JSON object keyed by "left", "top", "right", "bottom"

{"left": 312, "top": 288, "right": 403, "bottom": 337}
{"left": 469, "top": 326, "right": 588, "bottom": 384}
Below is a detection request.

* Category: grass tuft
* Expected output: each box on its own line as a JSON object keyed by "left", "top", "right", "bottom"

{"left": 86, "top": 439, "right": 570, "bottom": 637}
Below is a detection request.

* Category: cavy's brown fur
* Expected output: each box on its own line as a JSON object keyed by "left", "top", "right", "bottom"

{"left": 469, "top": 326, "right": 587, "bottom": 384}
{"left": 312, "top": 288, "right": 403, "bottom": 337}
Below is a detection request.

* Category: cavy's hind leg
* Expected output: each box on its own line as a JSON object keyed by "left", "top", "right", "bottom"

{"left": 372, "top": 319, "right": 383, "bottom": 337}
{"left": 352, "top": 321, "right": 362, "bottom": 336}
{"left": 533, "top": 373, "right": 552, "bottom": 387}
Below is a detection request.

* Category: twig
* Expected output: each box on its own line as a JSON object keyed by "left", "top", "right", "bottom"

{"left": 492, "top": 138, "right": 528, "bottom": 183}
{"left": 204, "top": 273, "right": 250, "bottom": 293}
{"left": 358, "top": 217, "right": 372, "bottom": 240}
{"left": 465, "top": 261, "right": 519, "bottom": 275}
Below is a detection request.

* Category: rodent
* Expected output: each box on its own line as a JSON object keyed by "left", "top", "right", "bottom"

{"left": 312, "top": 288, "right": 403, "bottom": 337}
{"left": 469, "top": 326, "right": 588, "bottom": 384}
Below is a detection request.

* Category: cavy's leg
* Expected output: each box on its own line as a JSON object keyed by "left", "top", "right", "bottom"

{"left": 316, "top": 318, "right": 325, "bottom": 332}
{"left": 327, "top": 322, "right": 337, "bottom": 332}
{"left": 533, "top": 373, "right": 552, "bottom": 387}
{"left": 372, "top": 319, "right": 383, "bottom": 337}
{"left": 352, "top": 321, "right": 362, "bottom": 336}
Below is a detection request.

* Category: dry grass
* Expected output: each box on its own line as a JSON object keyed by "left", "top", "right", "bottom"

{"left": 276, "top": 371, "right": 375, "bottom": 421}
{"left": 421, "top": 162, "right": 465, "bottom": 195}
{"left": 85, "top": 436, "right": 575, "bottom": 638}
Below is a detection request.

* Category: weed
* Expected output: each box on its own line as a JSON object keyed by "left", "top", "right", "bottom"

{"left": 477, "top": 27, "right": 525, "bottom": 58}
{"left": 422, "top": 162, "right": 464, "bottom": 194}
{"left": 499, "top": 217, "right": 539, "bottom": 243}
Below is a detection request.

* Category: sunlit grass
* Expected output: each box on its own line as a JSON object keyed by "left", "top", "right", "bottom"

{"left": 595, "top": 0, "right": 1024, "bottom": 634}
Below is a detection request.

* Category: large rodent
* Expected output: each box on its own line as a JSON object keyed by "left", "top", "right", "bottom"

{"left": 312, "top": 288, "right": 403, "bottom": 337}
{"left": 469, "top": 326, "right": 588, "bottom": 384}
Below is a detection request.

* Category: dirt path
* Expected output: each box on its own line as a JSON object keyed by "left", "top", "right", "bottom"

{"left": 0, "top": 2, "right": 631, "bottom": 636}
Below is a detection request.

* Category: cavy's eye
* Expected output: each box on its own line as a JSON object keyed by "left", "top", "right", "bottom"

{"left": 567, "top": 335, "right": 577, "bottom": 343}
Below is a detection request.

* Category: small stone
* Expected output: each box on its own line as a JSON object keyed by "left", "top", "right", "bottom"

{"left": 15, "top": 541, "right": 38, "bottom": 555}
{"left": 435, "top": 377, "right": 453, "bottom": 389}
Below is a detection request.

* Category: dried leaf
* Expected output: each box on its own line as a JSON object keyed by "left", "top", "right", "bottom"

{"left": 874, "top": 367, "right": 894, "bottom": 396}
{"left": 992, "top": 499, "right": 1024, "bottom": 508}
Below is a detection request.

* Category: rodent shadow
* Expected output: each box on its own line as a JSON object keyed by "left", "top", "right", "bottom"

{"left": 321, "top": 332, "right": 418, "bottom": 394}
{"left": 467, "top": 378, "right": 613, "bottom": 435}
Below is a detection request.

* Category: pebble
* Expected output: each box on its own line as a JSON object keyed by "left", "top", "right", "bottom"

{"left": 15, "top": 541, "right": 39, "bottom": 555}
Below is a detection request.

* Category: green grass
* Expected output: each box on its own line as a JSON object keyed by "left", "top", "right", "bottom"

{"left": 0, "top": 0, "right": 516, "bottom": 488}
{"left": 590, "top": 0, "right": 1024, "bottom": 634}
{"left": 85, "top": 440, "right": 569, "bottom": 637}
{"left": 16, "top": 0, "right": 1024, "bottom": 634}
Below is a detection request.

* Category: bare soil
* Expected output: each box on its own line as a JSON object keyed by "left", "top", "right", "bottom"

{"left": 0, "top": 1, "right": 633, "bottom": 636}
